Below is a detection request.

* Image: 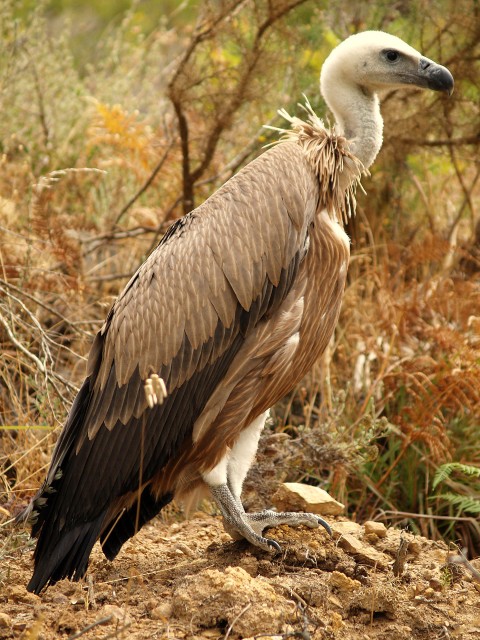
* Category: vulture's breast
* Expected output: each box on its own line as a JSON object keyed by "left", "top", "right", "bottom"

{"left": 293, "top": 209, "right": 350, "bottom": 378}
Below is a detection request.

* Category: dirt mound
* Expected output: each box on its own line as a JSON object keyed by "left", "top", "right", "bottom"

{"left": 1, "top": 514, "right": 480, "bottom": 639}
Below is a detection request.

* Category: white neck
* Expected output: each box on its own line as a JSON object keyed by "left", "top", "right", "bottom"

{"left": 321, "top": 77, "right": 384, "bottom": 170}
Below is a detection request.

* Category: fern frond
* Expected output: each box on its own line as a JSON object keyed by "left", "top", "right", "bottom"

{"left": 436, "top": 492, "right": 480, "bottom": 515}
{"left": 432, "top": 462, "right": 480, "bottom": 490}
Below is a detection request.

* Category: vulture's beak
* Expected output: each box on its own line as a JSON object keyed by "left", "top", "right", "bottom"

{"left": 418, "top": 57, "right": 454, "bottom": 95}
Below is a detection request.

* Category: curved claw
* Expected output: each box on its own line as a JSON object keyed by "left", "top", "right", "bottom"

{"left": 317, "top": 517, "right": 332, "bottom": 536}
{"left": 266, "top": 538, "right": 282, "bottom": 552}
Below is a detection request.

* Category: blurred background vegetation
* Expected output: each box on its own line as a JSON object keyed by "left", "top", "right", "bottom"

{"left": 1, "top": 0, "right": 479, "bottom": 555}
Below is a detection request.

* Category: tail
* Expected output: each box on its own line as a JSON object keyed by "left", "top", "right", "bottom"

{"left": 26, "top": 513, "right": 106, "bottom": 594}
{"left": 100, "top": 489, "right": 174, "bottom": 560}
{"left": 25, "top": 488, "right": 174, "bottom": 593}
{"left": 17, "top": 379, "right": 100, "bottom": 594}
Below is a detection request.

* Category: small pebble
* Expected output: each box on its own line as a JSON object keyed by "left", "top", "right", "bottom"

{"left": 0, "top": 613, "right": 12, "bottom": 628}
{"left": 364, "top": 521, "right": 387, "bottom": 538}
{"left": 150, "top": 602, "right": 173, "bottom": 620}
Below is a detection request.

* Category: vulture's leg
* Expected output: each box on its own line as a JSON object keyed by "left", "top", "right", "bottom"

{"left": 206, "top": 412, "right": 331, "bottom": 552}
{"left": 210, "top": 484, "right": 282, "bottom": 552}
{"left": 227, "top": 412, "right": 268, "bottom": 508}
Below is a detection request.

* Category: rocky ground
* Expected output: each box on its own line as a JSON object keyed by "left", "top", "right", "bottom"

{"left": 1, "top": 485, "right": 480, "bottom": 639}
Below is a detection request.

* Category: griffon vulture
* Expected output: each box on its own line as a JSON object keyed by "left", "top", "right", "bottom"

{"left": 20, "top": 31, "right": 453, "bottom": 593}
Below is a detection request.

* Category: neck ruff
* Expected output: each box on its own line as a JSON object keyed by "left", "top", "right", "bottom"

{"left": 266, "top": 98, "right": 366, "bottom": 226}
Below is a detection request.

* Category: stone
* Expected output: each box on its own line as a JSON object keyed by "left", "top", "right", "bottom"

{"left": 327, "top": 594, "right": 344, "bottom": 610}
{"left": 337, "top": 533, "right": 390, "bottom": 568}
{"left": 0, "top": 613, "right": 12, "bottom": 628}
{"left": 330, "top": 570, "right": 361, "bottom": 592}
{"left": 271, "top": 483, "right": 345, "bottom": 515}
{"left": 150, "top": 602, "right": 173, "bottom": 620}
{"left": 364, "top": 521, "right": 387, "bottom": 538}
{"left": 99, "top": 604, "right": 132, "bottom": 626}
{"left": 331, "top": 521, "right": 362, "bottom": 536}
{"left": 408, "top": 539, "right": 422, "bottom": 555}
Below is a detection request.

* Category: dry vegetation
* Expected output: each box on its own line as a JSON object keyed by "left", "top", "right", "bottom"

{"left": 1, "top": 0, "right": 480, "bottom": 637}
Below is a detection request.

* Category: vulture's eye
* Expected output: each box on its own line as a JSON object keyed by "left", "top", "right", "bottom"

{"left": 384, "top": 49, "right": 400, "bottom": 63}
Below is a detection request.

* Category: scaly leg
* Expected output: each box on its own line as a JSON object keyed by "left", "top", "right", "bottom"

{"left": 210, "top": 483, "right": 331, "bottom": 551}
{"left": 204, "top": 412, "right": 331, "bottom": 552}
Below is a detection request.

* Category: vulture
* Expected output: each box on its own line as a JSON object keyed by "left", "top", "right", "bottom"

{"left": 20, "top": 31, "right": 453, "bottom": 593}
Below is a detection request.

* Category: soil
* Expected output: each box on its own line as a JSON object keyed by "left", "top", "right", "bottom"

{"left": 1, "top": 510, "right": 480, "bottom": 639}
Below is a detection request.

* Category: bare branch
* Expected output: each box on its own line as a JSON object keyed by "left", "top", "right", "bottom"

{"left": 0, "top": 279, "right": 91, "bottom": 338}
{"left": 113, "top": 141, "right": 174, "bottom": 226}
{"left": 402, "top": 134, "right": 480, "bottom": 147}
{"left": 172, "top": 99, "right": 194, "bottom": 215}
{"left": 168, "top": 0, "right": 310, "bottom": 212}
{"left": 0, "top": 310, "right": 46, "bottom": 372}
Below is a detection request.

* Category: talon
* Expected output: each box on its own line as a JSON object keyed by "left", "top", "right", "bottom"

{"left": 317, "top": 517, "right": 332, "bottom": 536}
{"left": 267, "top": 538, "right": 282, "bottom": 552}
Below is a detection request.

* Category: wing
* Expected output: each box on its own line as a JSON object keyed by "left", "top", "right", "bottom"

{"left": 25, "top": 141, "right": 319, "bottom": 590}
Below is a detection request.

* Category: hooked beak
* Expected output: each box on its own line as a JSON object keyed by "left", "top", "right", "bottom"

{"left": 418, "top": 57, "right": 454, "bottom": 96}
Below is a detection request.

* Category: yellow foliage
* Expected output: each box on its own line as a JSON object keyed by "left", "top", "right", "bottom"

{"left": 88, "top": 101, "right": 156, "bottom": 175}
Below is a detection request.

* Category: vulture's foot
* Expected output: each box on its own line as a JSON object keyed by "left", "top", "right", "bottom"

{"left": 210, "top": 485, "right": 331, "bottom": 553}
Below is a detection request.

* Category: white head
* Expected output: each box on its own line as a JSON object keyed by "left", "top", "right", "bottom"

{"left": 320, "top": 31, "right": 453, "bottom": 168}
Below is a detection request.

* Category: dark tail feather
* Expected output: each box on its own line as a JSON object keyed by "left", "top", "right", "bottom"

{"left": 27, "top": 513, "right": 106, "bottom": 594}
{"left": 100, "top": 490, "right": 173, "bottom": 561}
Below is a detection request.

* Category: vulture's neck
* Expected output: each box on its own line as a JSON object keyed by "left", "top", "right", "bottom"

{"left": 322, "top": 80, "right": 384, "bottom": 170}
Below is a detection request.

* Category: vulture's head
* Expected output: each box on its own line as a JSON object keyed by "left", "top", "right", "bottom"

{"left": 319, "top": 31, "right": 454, "bottom": 168}
{"left": 321, "top": 30, "right": 454, "bottom": 98}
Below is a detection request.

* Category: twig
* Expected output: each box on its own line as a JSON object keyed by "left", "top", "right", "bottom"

{"left": 144, "top": 194, "right": 184, "bottom": 255}
{"left": 80, "top": 226, "right": 157, "bottom": 246}
{"left": 448, "top": 547, "right": 480, "bottom": 583}
{"left": 86, "top": 272, "right": 134, "bottom": 283}
{"left": 376, "top": 510, "right": 480, "bottom": 523}
{"left": 113, "top": 141, "right": 174, "bottom": 226}
{"left": 30, "top": 58, "right": 50, "bottom": 148}
{"left": 167, "top": 1, "right": 247, "bottom": 91}
{"left": 86, "top": 575, "right": 96, "bottom": 610}
{"left": 447, "top": 144, "right": 478, "bottom": 233}
{"left": 224, "top": 602, "right": 252, "bottom": 640}
{"left": 0, "top": 286, "right": 80, "bottom": 402}
{"left": 168, "top": 0, "right": 309, "bottom": 213}
{"left": 167, "top": 1, "right": 247, "bottom": 214}
{"left": 98, "top": 623, "right": 132, "bottom": 640}
{"left": 446, "top": 165, "right": 480, "bottom": 242}
{"left": 1, "top": 284, "right": 84, "bottom": 361}
{"left": 0, "top": 309, "right": 46, "bottom": 373}
{"left": 172, "top": 99, "right": 193, "bottom": 215}
{"left": 0, "top": 279, "right": 91, "bottom": 338}
{"left": 2, "top": 432, "right": 56, "bottom": 479}
{"left": 96, "top": 557, "right": 209, "bottom": 586}
{"left": 272, "top": 581, "right": 308, "bottom": 609}
{"left": 392, "top": 533, "right": 409, "bottom": 577}
{"left": 407, "top": 168, "right": 435, "bottom": 234}
{"left": 67, "top": 616, "right": 113, "bottom": 640}
{"left": 402, "top": 134, "right": 480, "bottom": 147}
